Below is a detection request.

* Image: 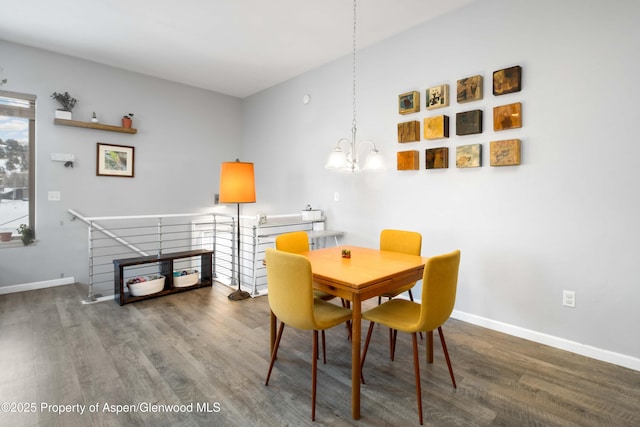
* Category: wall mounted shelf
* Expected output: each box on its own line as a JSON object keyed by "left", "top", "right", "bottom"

{"left": 53, "top": 118, "right": 137, "bottom": 134}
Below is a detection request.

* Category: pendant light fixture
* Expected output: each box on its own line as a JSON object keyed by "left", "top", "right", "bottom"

{"left": 325, "top": 0, "right": 384, "bottom": 173}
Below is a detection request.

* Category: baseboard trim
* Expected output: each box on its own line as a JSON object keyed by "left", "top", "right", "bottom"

{"left": 452, "top": 310, "right": 640, "bottom": 372}
{"left": 0, "top": 277, "right": 76, "bottom": 295}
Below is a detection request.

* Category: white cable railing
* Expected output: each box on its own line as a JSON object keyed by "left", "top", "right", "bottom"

{"left": 68, "top": 209, "right": 235, "bottom": 303}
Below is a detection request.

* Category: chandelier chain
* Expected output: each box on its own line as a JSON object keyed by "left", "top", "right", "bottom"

{"left": 352, "top": 0, "right": 357, "bottom": 131}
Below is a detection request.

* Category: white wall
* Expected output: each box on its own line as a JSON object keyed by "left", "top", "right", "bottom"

{"left": 0, "top": 40, "right": 242, "bottom": 286}
{"left": 242, "top": 0, "right": 640, "bottom": 364}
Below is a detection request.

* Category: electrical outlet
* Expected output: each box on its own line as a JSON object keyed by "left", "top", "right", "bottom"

{"left": 562, "top": 290, "right": 576, "bottom": 308}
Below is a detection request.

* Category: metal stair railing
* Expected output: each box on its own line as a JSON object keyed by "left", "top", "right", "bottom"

{"left": 68, "top": 209, "right": 235, "bottom": 303}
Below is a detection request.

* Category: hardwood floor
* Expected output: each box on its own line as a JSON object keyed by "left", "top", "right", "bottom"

{"left": 1, "top": 282, "right": 638, "bottom": 426}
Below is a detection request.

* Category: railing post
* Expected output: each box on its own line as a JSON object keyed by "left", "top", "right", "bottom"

{"left": 84, "top": 221, "right": 97, "bottom": 303}
{"left": 157, "top": 217, "right": 163, "bottom": 256}
{"left": 251, "top": 225, "right": 258, "bottom": 296}
{"left": 212, "top": 214, "right": 217, "bottom": 278}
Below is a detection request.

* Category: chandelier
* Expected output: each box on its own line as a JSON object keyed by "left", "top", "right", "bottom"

{"left": 325, "top": 0, "right": 383, "bottom": 173}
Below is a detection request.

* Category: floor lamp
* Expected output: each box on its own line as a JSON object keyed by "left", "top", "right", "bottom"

{"left": 219, "top": 160, "right": 256, "bottom": 301}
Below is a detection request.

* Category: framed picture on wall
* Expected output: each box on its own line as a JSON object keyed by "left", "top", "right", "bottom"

{"left": 96, "top": 143, "right": 135, "bottom": 177}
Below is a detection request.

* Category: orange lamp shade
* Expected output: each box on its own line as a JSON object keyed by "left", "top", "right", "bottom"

{"left": 219, "top": 161, "right": 256, "bottom": 203}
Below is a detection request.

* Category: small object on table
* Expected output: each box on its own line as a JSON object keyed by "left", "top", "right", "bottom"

{"left": 341, "top": 249, "right": 351, "bottom": 259}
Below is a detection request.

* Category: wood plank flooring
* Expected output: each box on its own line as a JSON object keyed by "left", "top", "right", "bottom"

{"left": 1, "top": 282, "right": 639, "bottom": 426}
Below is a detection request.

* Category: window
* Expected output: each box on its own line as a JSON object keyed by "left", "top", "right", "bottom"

{"left": 0, "top": 90, "right": 35, "bottom": 239}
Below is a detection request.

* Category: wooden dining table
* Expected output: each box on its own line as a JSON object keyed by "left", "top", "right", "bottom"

{"left": 269, "top": 245, "right": 429, "bottom": 420}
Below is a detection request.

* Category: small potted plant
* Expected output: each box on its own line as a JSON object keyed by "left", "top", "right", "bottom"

{"left": 51, "top": 91, "right": 77, "bottom": 120}
{"left": 122, "top": 113, "right": 134, "bottom": 128}
{"left": 341, "top": 248, "right": 351, "bottom": 259}
{"left": 17, "top": 224, "right": 34, "bottom": 246}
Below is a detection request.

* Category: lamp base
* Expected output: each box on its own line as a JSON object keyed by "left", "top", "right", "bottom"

{"left": 228, "top": 289, "right": 251, "bottom": 301}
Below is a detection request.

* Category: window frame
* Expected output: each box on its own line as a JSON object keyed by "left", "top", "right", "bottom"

{"left": 0, "top": 89, "right": 36, "bottom": 239}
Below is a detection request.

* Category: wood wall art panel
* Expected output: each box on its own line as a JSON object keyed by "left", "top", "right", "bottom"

{"left": 490, "top": 139, "right": 521, "bottom": 166}
{"left": 397, "top": 120, "right": 421, "bottom": 143}
{"left": 456, "top": 110, "right": 483, "bottom": 135}
{"left": 426, "top": 147, "right": 449, "bottom": 169}
{"left": 456, "top": 144, "right": 482, "bottom": 168}
{"left": 457, "top": 75, "right": 483, "bottom": 103}
{"left": 493, "top": 65, "right": 522, "bottom": 95}
{"left": 426, "top": 84, "right": 450, "bottom": 110}
{"left": 399, "top": 91, "right": 420, "bottom": 115}
{"left": 424, "top": 115, "right": 450, "bottom": 140}
{"left": 397, "top": 150, "right": 420, "bottom": 170}
{"left": 493, "top": 102, "right": 522, "bottom": 131}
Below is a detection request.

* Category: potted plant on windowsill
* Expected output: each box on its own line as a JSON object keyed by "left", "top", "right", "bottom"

{"left": 51, "top": 91, "right": 77, "bottom": 120}
{"left": 122, "top": 113, "right": 134, "bottom": 128}
{"left": 17, "top": 224, "right": 34, "bottom": 246}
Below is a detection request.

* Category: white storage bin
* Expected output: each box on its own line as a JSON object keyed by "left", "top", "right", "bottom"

{"left": 173, "top": 270, "right": 199, "bottom": 288}
{"left": 127, "top": 275, "right": 165, "bottom": 296}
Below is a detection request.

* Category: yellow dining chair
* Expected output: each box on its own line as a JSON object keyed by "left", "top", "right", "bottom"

{"left": 360, "top": 249, "right": 461, "bottom": 425}
{"left": 275, "top": 231, "right": 336, "bottom": 302}
{"left": 379, "top": 229, "right": 423, "bottom": 357}
{"left": 264, "top": 248, "right": 352, "bottom": 421}
{"left": 276, "top": 231, "right": 351, "bottom": 340}
{"left": 379, "top": 229, "right": 422, "bottom": 302}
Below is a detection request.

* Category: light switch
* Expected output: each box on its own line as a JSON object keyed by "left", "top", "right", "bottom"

{"left": 51, "top": 153, "right": 75, "bottom": 162}
{"left": 48, "top": 191, "right": 61, "bottom": 201}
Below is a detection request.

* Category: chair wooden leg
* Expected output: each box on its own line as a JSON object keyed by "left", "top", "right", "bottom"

{"left": 408, "top": 290, "right": 423, "bottom": 340}
{"left": 265, "top": 322, "right": 285, "bottom": 386}
{"left": 412, "top": 333, "right": 424, "bottom": 425}
{"left": 340, "top": 299, "right": 352, "bottom": 340}
{"left": 438, "top": 326, "right": 456, "bottom": 389}
{"left": 312, "top": 330, "right": 318, "bottom": 421}
{"left": 322, "top": 330, "right": 327, "bottom": 364}
{"left": 389, "top": 328, "right": 394, "bottom": 360}
{"left": 360, "top": 321, "right": 376, "bottom": 384}
{"left": 390, "top": 329, "right": 398, "bottom": 361}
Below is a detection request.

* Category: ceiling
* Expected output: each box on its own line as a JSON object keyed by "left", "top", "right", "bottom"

{"left": 0, "top": 0, "right": 476, "bottom": 99}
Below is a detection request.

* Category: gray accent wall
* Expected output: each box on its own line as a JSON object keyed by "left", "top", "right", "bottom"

{"left": 0, "top": 40, "right": 242, "bottom": 286}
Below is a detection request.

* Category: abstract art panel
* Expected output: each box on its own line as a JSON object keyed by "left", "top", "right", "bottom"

{"left": 493, "top": 65, "right": 522, "bottom": 95}
{"left": 493, "top": 102, "right": 522, "bottom": 131}
{"left": 397, "top": 150, "right": 420, "bottom": 170}
{"left": 490, "top": 139, "right": 521, "bottom": 166}
{"left": 424, "top": 115, "right": 449, "bottom": 140}
{"left": 456, "top": 144, "right": 482, "bottom": 168}
{"left": 399, "top": 91, "right": 420, "bottom": 115}
{"left": 456, "top": 110, "right": 483, "bottom": 135}
{"left": 397, "top": 120, "right": 420, "bottom": 143}
{"left": 457, "top": 75, "right": 483, "bottom": 103}
{"left": 426, "top": 147, "right": 449, "bottom": 169}
{"left": 426, "top": 84, "right": 449, "bottom": 110}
